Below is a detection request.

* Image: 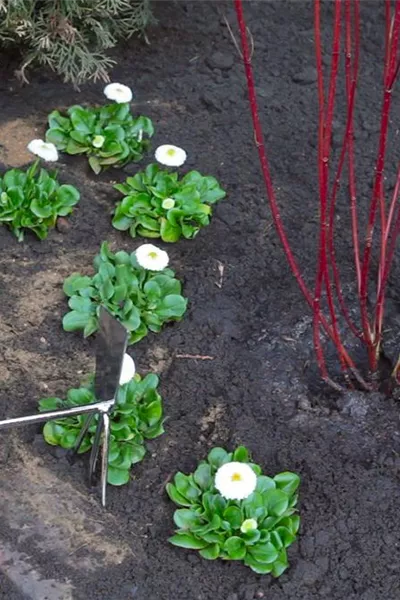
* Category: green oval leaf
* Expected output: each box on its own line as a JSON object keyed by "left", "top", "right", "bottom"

{"left": 232, "top": 446, "right": 250, "bottom": 462}
{"left": 207, "top": 447, "right": 230, "bottom": 469}
{"left": 155, "top": 294, "right": 187, "bottom": 319}
{"left": 256, "top": 475, "right": 276, "bottom": 493}
{"left": 42, "top": 421, "right": 65, "bottom": 446}
{"left": 160, "top": 218, "right": 181, "bottom": 243}
{"left": 89, "top": 156, "right": 102, "bottom": 174}
{"left": 224, "top": 536, "right": 246, "bottom": 560}
{"left": 273, "top": 472, "right": 300, "bottom": 496}
{"left": 46, "top": 128, "right": 68, "bottom": 147}
{"left": 199, "top": 543, "right": 220, "bottom": 560}
{"left": 265, "top": 489, "right": 289, "bottom": 517}
{"left": 107, "top": 466, "right": 130, "bottom": 486}
{"left": 68, "top": 296, "right": 93, "bottom": 313}
{"left": 166, "top": 483, "right": 192, "bottom": 508}
{"left": 193, "top": 463, "right": 213, "bottom": 490}
{"left": 67, "top": 388, "right": 94, "bottom": 406}
{"left": 63, "top": 310, "right": 89, "bottom": 332}
{"left": 249, "top": 541, "right": 279, "bottom": 564}
{"left": 38, "top": 397, "right": 64, "bottom": 411}
{"left": 112, "top": 214, "right": 133, "bottom": 231}
{"left": 271, "top": 548, "right": 289, "bottom": 578}
{"left": 169, "top": 534, "right": 208, "bottom": 550}
{"left": 173, "top": 509, "right": 202, "bottom": 530}
{"left": 30, "top": 199, "right": 53, "bottom": 219}
{"left": 275, "top": 526, "right": 296, "bottom": 548}
{"left": 223, "top": 506, "right": 242, "bottom": 530}
{"left": 63, "top": 274, "right": 92, "bottom": 296}
{"left": 242, "top": 529, "right": 261, "bottom": 545}
{"left": 60, "top": 430, "right": 79, "bottom": 448}
{"left": 57, "top": 184, "right": 80, "bottom": 206}
{"left": 244, "top": 555, "right": 273, "bottom": 574}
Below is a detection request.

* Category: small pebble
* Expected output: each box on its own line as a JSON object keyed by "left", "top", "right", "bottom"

{"left": 56, "top": 217, "right": 70, "bottom": 233}
{"left": 292, "top": 67, "right": 318, "bottom": 84}
{"left": 201, "top": 92, "right": 222, "bottom": 112}
{"left": 298, "top": 396, "right": 312, "bottom": 411}
{"left": 206, "top": 51, "right": 234, "bottom": 71}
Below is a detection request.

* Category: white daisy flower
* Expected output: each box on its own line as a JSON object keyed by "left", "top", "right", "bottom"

{"left": 162, "top": 197, "right": 175, "bottom": 210}
{"left": 214, "top": 461, "right": 257, "bottom": 501}
{"left": 155, "top": 144, "right": 187, "bottom": 167}
{"left": 119, "top": 353, "right": 136, "bottom": 386}
{"left": 135, "top": 244, "right": 169, "bottom": 271}
{"left": 104, "top": 83, "right": 133, "bottom": 104}
{"left": 240, "top": 518, "right": 258, "bottom": 533}
{"left": 27, "top": 139, "right": 58, "bottom": 162}
{"left": 92, "top": 135, "right": 105, "bottom": 149}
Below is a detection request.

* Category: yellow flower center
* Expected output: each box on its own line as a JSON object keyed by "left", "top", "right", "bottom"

{"left": 148, "top": 252, "right": 158, "bottom": 259}
{"left": 167, "top": 148, "right": 176, "bottom": 157}
{"left": 231, "top": 472, "right": 242, "bottom": 482}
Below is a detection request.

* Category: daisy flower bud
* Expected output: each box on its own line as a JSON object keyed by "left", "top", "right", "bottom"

{"left": 92, "top": 135, "right": 105, "bottom": 149}
{"left": 162, "top": 197, "right": 175, "bottom": 210}
{"left": 240, "top": 518, "right": 258, "bottom": 533}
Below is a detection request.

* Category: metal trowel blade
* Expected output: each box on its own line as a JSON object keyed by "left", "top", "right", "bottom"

{"left": 94, "top": 307, "right": 128, "bottom": 403}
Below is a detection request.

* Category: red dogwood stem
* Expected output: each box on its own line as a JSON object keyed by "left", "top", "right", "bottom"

{"left": 234, "top": 0, "right": 370, "bottom": 390}
{"left": 314, "top": 0, "right": 346, "bottom": 374}
{"left": 346, "top": 0, "right": 361, "bottom": 293}
{"left": 327, "top": 82, "right": 362, "bottom": 339}
{"left": 375, "top": 163, "right": 400, "bottom": 343}
{"left": 384, "top": 0, "right": 393, "bottom": 83}
{"left": 327, "top": 0, "right": 363, "bottom": 340}
{"left": 360, "top": 1, "right": 400, "bottom": 367}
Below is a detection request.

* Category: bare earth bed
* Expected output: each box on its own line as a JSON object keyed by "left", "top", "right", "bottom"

{"left": 0, "top": 2, "right": 399, "bottom": 599}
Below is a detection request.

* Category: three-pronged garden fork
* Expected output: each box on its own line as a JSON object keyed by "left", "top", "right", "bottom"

{"left": 0, "top": 307, "right": 128, "bottom": 507}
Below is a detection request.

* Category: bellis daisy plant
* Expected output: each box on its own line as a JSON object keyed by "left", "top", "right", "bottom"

{"left": 38, "top": 368, "right": 164, "bottom": 486}
{"left": 45, "top": 83, "right": 153, "bottom": 174}
{"left": 112, "top": 164, "right": 226, "bottom": 242}
{"left": 0, "top": 145, "right": 79, "bottom": 241}
{"left": 167, "top": 446, "right": 300, "bottom": 576}
{"left": 62, "top": 241, "right": 187, "bottom": 344}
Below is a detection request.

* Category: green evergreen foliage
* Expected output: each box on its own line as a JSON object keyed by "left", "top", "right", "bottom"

{"left": 0, "top": 0, "right": 153, "bottom": 85}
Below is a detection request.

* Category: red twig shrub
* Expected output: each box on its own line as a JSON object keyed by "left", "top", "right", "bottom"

{"left": 235, "top": 0, "right": 400, "bottom": 391}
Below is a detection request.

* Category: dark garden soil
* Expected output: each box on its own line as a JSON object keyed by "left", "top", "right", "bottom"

{"left": 0, "top": 1, "right": 400, "bottom": 599}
